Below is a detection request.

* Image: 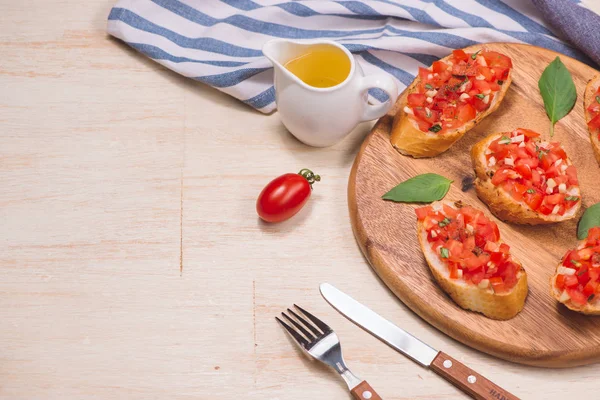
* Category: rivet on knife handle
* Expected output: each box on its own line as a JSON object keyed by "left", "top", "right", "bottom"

{"left": 430, "top": 352, "right": 519, "bottom": 400}
{"left": 350, "top": 381, "right": 382, "bottom": 400}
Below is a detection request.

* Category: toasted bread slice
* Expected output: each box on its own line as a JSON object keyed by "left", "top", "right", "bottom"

{"left": 472, "top": 130, "right": 581, "bottom": 225}
{"left": 391, "top": 46, "right": 513, "bottom": 158}
{"left": 416, "top": 201, "right": 528, "bottom": 320}
{"left": 584, "top": 74, "right": 600, "bottom": 165}
{"left": 551, "top": 229, "right": 600, "bottom": 315}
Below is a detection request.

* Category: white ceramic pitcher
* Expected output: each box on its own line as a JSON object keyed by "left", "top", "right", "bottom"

{"left": 263, "top": 39, "right": 398, "bottom": 147}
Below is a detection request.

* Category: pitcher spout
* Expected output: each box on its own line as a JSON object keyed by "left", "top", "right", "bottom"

{"left": 262, "top": 39, "right": 318, "bottom": 72}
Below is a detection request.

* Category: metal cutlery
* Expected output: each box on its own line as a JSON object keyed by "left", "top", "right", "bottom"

{"left": 276, "top": 304, "right": 382, "bottom": 400}
{"left": 320, "top": 283, "right": 519, "bottom": 400}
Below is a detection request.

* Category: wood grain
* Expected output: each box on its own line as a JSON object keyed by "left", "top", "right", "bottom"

{"left": 349, "top": 43, "right": 600, "bottom": 368}
{"left": 3, "top": 3, "right": 600, "bottom": 398}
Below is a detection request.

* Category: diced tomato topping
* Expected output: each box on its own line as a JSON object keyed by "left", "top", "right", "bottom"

{"left": 418, "top": 203, "right": 520, "bottom": 291}
{"left": 432, "top": 60, "right": 448, "bottom": 74}
{"left": 483, "top": 129, "right": 580, "bottom": 216}
{"left": 407, "top": 93, "right": 428, "bottom": 108}
{"left": 415, "top": 206, "right": 433, "bottom": 221}
{"left": 452, "top": 49, "right": 469, "bottom": 62}
{"left": 482, "top": 51, "right": 513, "bottom": 69}
{"left": 554, "top": 233, "right": 600, "bottom": 307}
{"left": 406, "top": 49, "right": 512, "bottom": 134}
{"left": 588, "top": 114, "right": 600, "bottom": 132}
{"left": 456, "top": 103, "right": 476, "bottom": 123}
{"left": 565, "top": 165, "right": 578, "bottom": 185}
{"left": 568, "top": 288, "right": 588, "bottom": 305}
{"left": 523, "top": 191, "right": 543, "bottom": 210}
{"left": 471, "top": 93, "right": 493, "bottom": 112}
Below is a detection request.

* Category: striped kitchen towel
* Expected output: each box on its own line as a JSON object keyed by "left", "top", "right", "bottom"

{"left": 107, "top": 0, "right": 600, "bottom": 114}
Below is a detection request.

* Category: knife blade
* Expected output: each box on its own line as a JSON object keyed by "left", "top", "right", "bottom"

{"left": 320, "top": 282, "right": 438, "bottom": 366}
{"left": 320, "top": 283, "right": 520, "bottom": 400}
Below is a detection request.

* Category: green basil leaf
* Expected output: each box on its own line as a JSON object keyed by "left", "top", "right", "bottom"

{"left": 471, "top": 50, "right": 480, "bottom": 60}
{"left": 425, "top": 83, "right": 434, "bottom": 90}
{"left": 429, "top": 124, "right": 442, "bottom": 133}
{"left": 538, "top": 57, "right": 577, "bottom": 137}
{"left": 498, "top": 80, "right": 504, "bottom": 85}
{"left": 577, "top": 202, "right": 600, "bottom": 239}
{"left": 527, "top": 189, "right": 535, "bottom": 194}
{"left": 438, "top": 217, "right": 451, "bottom": 227}
{"left": 476, "top": 94, "right": 485, "bottom": 99}
{"left": 596, "top": 95, "right": 600, "bottom": 104}
{"left": 382, "top": 173, "right": 453, "bottom": 203}
{"left": 440, "top": 247, "right": 449, "bottom": 258}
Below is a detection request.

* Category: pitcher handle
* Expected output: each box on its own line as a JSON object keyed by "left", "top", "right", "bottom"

{"left": 359, "top": 74, "right": 398, "bottom": 122}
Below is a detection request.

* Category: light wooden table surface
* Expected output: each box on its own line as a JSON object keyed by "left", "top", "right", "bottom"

{"left": 0, "top": 1, "right": 595, "bottom": 399}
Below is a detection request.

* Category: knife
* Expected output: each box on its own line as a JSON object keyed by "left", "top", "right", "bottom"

{"left": 320, "top": 283, "right": 519, "bottom": 400}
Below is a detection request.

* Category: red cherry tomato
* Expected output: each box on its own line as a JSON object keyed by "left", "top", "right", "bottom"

{"left": 256, "top": 169, "right": 320, "bottom": 223}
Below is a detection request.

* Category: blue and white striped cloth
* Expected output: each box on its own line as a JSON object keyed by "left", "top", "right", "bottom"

{"left": 107, "top": 0, "right": 600, "bottom": 114}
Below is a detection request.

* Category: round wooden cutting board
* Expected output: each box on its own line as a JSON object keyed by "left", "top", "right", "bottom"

{"left": 349, "top": 43, "right": 600, "bottom": 368}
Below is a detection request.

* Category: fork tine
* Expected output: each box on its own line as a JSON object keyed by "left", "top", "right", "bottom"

{"left": 294, "top": 304, "right": 332, "bottom": 334}
{"left": 287, "top": 308, "right": 321, "bottom": 337}
{"left": 276, "top": 316, "right": 309, "bottom": 348}
{"left": 283, "top": 311, "right": 317, "bottom": 341}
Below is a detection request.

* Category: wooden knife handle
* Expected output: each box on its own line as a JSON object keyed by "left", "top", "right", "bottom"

{"left": 350, "top": 381, "right": 382, "bottom": 400}
{"left": 430, "top": 352, "right": 520, "bottom": 400}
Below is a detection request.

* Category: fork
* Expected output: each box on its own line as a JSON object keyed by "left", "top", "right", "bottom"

{"left": 276, "top": 305, "right": 382, "bottom": 400}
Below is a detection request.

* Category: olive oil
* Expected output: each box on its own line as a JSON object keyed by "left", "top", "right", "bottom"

{"left": 284, "top": 45, "right": 351, "bottom": 88}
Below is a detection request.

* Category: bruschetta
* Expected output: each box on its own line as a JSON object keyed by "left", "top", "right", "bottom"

{"left": 584, "top": 74, "right": 600, "bottom": 165}
{"left": 391, "top": 47, "right": 513, "bottom": 158}
{"left": 551, "top": 227, "right": 600, "bottom": 314}
{"left": 472, "top": 128, "right": 581, "bottom": 225}
{"left": 416, "top": 201, "right": 528, "bottom": 320}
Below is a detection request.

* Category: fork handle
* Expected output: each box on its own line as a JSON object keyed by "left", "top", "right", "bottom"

{"left": 430, "top": 352, "right": 519, "bottom": 400}
{"left": 350, "top": 381, "right": 382, "bottom": 400}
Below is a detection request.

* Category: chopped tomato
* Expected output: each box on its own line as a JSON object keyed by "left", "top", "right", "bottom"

{"left": 491, "top": 168, "right": 513, "bottom": 185}
{"left": 588, "top": 114, "right": 600, "bottom": 131}
{"left": 452, "top": 61, "right": 478, "bottom": 77}
{"left": 472, "top": 79, "right": 493, "bottom": 93}
{"left": 484, "top": 129, "right": 579, "bottom": 215}
{"left": 456, "top": 103, "right": 476, "bottom": 123}
{"left": 555, "top": 274, "right": 566, "bottom": 290}
{"left": 407, "top": 93, "right": 427, "bottom": 108}
{"left": 415, "top": 206, "right": 432, "bottom": 220}
{"left": 443, "top": 203, "right": 458, "bottom": 218}
{"left": 452, "top": 49, "right": 469, "bottom": 62}
{"left": 418, "top": 67, "right": 431, "bottom": 80}
{"left": 482, "top": 51, "right": 513, "bottom": 69}
{"left": 420, "top": 203, "right": 519, "bottom": 291}
{"left": 565, "top": 166, "right": 578, "bottom": 185}
{"left": 471, "top": 93, "right": 492, "bottom": 112}
{"left": 432, "top": 60, "right": 448, "bottom": 73}
{"left": 523, "top": 191, "right": 543, "bottom": 210}
{"left": 413, "top": 107, "right": 438, "bottom": 125}
{"left": 489, "top": 276, "right": 506, "bottom": 293}
{"left": 567, "top": 288, "right": 588, "bottom": 305}
{"left": 514, "top": 163, "right": 532, "bottom": 179}
{"left": 478, "top": 66, "right": 494, "bottom": 81}
{"left": 408, "top": 49, "right": 512, "bottom": 134}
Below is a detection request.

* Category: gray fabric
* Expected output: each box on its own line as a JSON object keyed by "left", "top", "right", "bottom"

{"left": 533, "top": 0, "right": 600, "bottom": 66}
